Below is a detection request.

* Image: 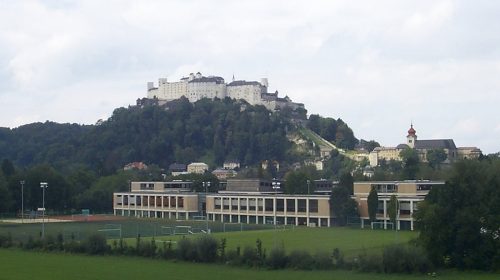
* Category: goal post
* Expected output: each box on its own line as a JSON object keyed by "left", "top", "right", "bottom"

{"left": 97, "top": 224, "right": 122, "bottom": 239}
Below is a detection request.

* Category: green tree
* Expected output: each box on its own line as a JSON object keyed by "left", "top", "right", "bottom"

{"left": 330, "top": 173, "right": 358, "bottom": 226}
{"left": 367, "top": 186, "right": 379, "bottom": 224}
{"left": 387, "top": 195, "right": 398, "bottom": 230}
{"left": 426, "top": 149, "right": 447, "bottom": 169}
{"left": 1, "top": 159, "right": 15, "bottom": 178}
{"left": 415, "top": 159, "right": 500, "bottom": 270}
{"left": 400, "top": 148, "right": 419, "bottom": 179}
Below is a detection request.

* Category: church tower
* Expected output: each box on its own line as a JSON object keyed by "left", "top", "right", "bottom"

{"left": 406, "top": 124, "right": 417, "bottom": 148}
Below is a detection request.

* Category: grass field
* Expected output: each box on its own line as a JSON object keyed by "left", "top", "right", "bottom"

{"left": 134, "top": 227, "right": 418, "bottom": 257}
{"left": 1, "top": 216, "right": 418, "bottom": 257}
{"left": 1, "top": 249, "right": 498, "bottom": 280}
{"left": 0, "top": 217, "right": 272, "bottom": 242}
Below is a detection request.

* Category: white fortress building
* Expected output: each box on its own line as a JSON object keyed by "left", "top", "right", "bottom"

{"left": 145, "top": 72, "right": 304, "bottom": 111}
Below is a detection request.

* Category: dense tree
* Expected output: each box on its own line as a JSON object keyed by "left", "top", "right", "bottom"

{"left": 329, "top": 173, "right": 358, "bottom": 226}
{"left": 306, "top": 115, "right": 358, "bottom": 150}
{"left": 367, "top": 186, "right": 378, "bottom": 224}
{"left": 426, "top": 149, "right": 447, "bottom": 169}
{"left": 387, "top": 195, "right": 398, "bottom": 230}
{"left": 0, "top": 99, "right": 297, "bottom": 173}
{"left": 415, "top": 159, "right": 500, "bottom": 270}
{"left": 1, "top": 159, "right": 15, "bottom": 178}
{"left": 283, "top": 166, "right": 318, "bottom": 194}
{"left": 400, "top": 148, "right": 419, "bottom": 179}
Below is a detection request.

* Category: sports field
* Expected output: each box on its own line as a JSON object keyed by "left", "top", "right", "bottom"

{"left": 1, "top": 249, "right": 498, "bottom": 280}
{"left": 135, "top": 227, "right": 417, "bottom": 257}
{"left": 1, "top": 215, "right": 417, "bottom": 257}
{"left": 0, "top": 215, "right": 272, "bottom": 242}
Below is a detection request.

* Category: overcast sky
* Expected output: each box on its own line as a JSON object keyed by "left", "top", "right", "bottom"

{"left": 1, "top": 0, "right": 499, "bottom": 153}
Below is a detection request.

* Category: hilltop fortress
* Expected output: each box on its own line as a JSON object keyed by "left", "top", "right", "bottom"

{"left": 144, "top": 72, "right": 304, "bottom": 111}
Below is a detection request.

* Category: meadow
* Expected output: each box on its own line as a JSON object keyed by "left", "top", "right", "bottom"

{"left": 1, "top": 249, "right": 498, "bottom": 280}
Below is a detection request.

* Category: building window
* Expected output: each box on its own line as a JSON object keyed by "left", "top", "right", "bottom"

{"left": 215, "top": 197, "right": 222, "bottom": 210}
{"left": 240, "top": 198, "right": 247, "bottom": 211}
{"left": 178, "top": 197, "right": 184, "bottom": 208}
{"left": 276, "top": 199, "right": 284, "bottom": 212}
{"left": 298, "top": 199, "right": 307, "bottom": 212}
{"left": 249, "top": 198, "right": 256, "bottom": 211}
{"left": 265, "top": 199, "right": 273, "bottom": 212}
{"left": 309, "top": 199, "right": 318, "bottom": 213}
{"left": 286, "top": 199, "right": 295, "bottom": 212}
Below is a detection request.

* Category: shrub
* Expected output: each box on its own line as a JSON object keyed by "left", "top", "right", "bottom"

{"left": 84, "top": 234, "right": 109, "bottom": 255}
{"left": 195, "top": 235, "right": 218, "bottom": 262}
{"left": 313, "top": 251, "right": 333, "bottom": 270}
{"left": 267, "top": 245, "right": 288, "bottom": 269}
{"left": 159, "top": 241, "right": 175, "bottom": 259}
{"left": 288, "top": 249, "right": 313, "bottom": 270}
{"left": 382, "top": 244, "right": 431, "bottom": 273}
{"left": 0, "top": 233, "right": 13, "bottom": 248}
{"left": 241, "top": 246, "right": 258, "bottom": 266}
{"left": 177, "top": 237, "right": 196, "bottom": 261}
{"left": 225, "top": 247, "right": 242, "bottom": 265}
{"left": 356, "top": 252, "right": 383, "bottom": 273}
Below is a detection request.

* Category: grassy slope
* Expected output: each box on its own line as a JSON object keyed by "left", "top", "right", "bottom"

{"left": 1, "top": 249, "right": 497, "bottom": 280}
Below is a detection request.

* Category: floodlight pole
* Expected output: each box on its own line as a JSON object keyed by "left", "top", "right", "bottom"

{"left": 20, "top": 180, "right": 25, "bottom": 224}
{"left": 40, "top": 182, "right": 48, "bottom": 239}
{"left": 203, "top": 181, "right": 211, "bottom": 233}
{"left": 272, "top": 179, "right": 280, "bottom": 230}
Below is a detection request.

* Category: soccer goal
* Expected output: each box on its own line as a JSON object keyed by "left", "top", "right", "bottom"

{"left": 98, "top": 224, "right": 122, "bottom": 238}
{"left": 160, "top": 226, "right": 174, "bottom": 236}
{"left": 222, "top": 222, "right": 244, "bottom": 232}
{"left": 371, "top": 221, "right": 393, "bottom": 230}
{"left": 174, "top": 225, "right": 192, "bottom": 235}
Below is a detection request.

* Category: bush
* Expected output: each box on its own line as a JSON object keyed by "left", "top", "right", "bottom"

{"left": 159, "top": 241, "right": 175, "bottom": 259}
{"left": 225, "top": 247, "right": 242, "bottom": 265}
{"left": 356, "top": 252, "right": 383, "bottom": 273}
{"left": 382, "top": 244, "right": 431, "bottom": 273}
{"left": 241, "top": 246, "right": 259, "bottom": 266}
{"left": 177, "top": 237, "right": 196, "bottom": 261}
{"left": 288, "top": 250, "right": 314, "bottom": 270}
{"left": 267, "top": 245, "right": 287, "bottom": 269}
{"left": 84, "top": 234, "right": 109, "bottom": 255}
{"left": 195, "top": 235, "right": 218, "bottom": 262}
{"left": 0, "top": 232, "right": 13, "bottom": 248}
{"left": 313, "top": 251, "right": 333, "bottom": 270}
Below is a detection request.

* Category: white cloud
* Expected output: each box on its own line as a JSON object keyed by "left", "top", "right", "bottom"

{"left": 0, "top": 0, "right": 499, "bottom": 153}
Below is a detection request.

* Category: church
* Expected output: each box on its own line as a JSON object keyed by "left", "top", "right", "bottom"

{"left": 369, "top": 124, "right": 482, "bottom": 167}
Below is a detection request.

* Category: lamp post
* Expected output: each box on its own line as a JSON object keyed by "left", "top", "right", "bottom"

{"left": 203, "top": 181, "right": 211, "bottom": 233}
{"left": 307, "top": 179, "right": 310, "bottom": 195}
{"left": 306, "top": 179, "right": 310, "bottom": 227}
{"left": 40, "top": 182, "right": 48, "bottom": 239}
{"left": 272, "top": 180, "right": 281, "bottom": 230}
{"left": 20, "top": 180, "right": 25, "bottom": 224}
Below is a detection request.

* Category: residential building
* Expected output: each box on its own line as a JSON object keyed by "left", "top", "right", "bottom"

{"left": 187, "top": 162, "right": 209, "bottom": 174}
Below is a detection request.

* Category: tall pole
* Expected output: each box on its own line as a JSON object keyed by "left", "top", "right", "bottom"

{"left": 40, "top": 182, "right": 48, "bottom": 239}
{"left": 20, "top": 180, "right": 25, "bottom": 224}
{"left": 272, "top": 180, "right": 280, "bottom": 230}
{"left": 306, "top": 179, "right": 310, "bottom": 227}
{"left": 204, "top": 181, "right": 210, "bottom": 233}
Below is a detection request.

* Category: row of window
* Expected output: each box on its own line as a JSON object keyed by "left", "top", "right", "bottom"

{"left": 116, "top": 195, "right": 185, "bottom": 208}
{"left": 213, "top": 197, "right": 319, "bottom": 213}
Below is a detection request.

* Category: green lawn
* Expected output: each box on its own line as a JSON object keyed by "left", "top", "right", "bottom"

{"left": 0, "top": 249, "right": 497, "bottom": 280}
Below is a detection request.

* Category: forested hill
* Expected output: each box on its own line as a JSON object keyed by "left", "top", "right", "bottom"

{"left": 0, "top": 97, "right": 358, "bottom": 174}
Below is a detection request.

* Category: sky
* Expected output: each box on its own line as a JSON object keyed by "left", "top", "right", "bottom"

{"left": 1, "top": 0, "right": 499, "bottom": 153}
